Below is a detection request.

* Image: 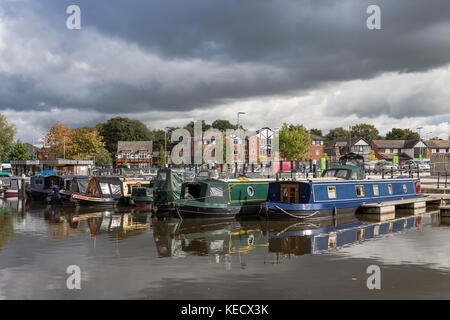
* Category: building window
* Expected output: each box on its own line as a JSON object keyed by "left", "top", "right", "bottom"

{"left": 315, "top": 150, "right": 320, "bottom": 156}
{"left": 432, "top": 149, "right": 437, "bottom": 153}
{"left": 373, "top": 184, "right": 379, "bottom": 196}
{"left": 393, "top": 149, "right": 398, "bottom": 153}
{"left": 355, "top": 185, "right": 365, "bottom": 197}
{"left": 327, "top": 186, "right": 337, "bottom": 199}
{"left": 234, "top": 139, "right": 238, "bottom": 145}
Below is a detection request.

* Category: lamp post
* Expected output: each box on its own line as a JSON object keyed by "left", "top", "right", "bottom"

{"left": 237, "top": 112, "right": 245, "bottom": 166}
{"left": 164, "top": 127, "right": 170, "bottom": 167}
{"left": 417, "top": 127, "right": 423, "bottom": 159}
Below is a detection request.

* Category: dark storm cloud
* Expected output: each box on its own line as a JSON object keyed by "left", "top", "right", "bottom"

{"left": 1, "top": 0, "right": 450, "bottom": 118}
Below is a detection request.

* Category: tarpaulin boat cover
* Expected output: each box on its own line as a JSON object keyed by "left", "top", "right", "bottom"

{"left": 94, "top": 177, "right": 123, "bottom": 198}
{"left": 153, "top": 168, "right": 195, "bottom": 205}
{"left": 69, "top": 177, "right": 90, "bottom": 194}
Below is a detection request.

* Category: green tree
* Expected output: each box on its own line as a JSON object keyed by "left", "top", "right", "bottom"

{"left": 149, "top": 129, "right": 170, "bottom": 153}
{"left": 325, "top": 127, "right": 349, "bottom": 145}
{"left": 0, "top": 113, "right": 17, "bottom": 162}
{"left": 9, "top": 140, "right": 29, "bottom": 160}
{"left": 279, "top": 123, "right": 312, "bottom": 160}
{"left": 309, "top": 128, "right": 323, "bottom": 137}
{"left": 70, "top": 128, "right": 106, "bottom": 159}
{"left": 158, "top": 145, "right": 166, "bottom": 167}
{"left": 98, "top": 117, "right": 152, "bottom": 155}
{"left": 350, "top": 123, "right": 379, "bottom": 143}
{"left": 122, "top": 154, "right": 128, "bottom": 167}
{"left": 94, "top": 148, "right": 112, "bottom": 167}
{"left": 386, "top": 128, "right": 420, "bottom": 140}
{"left": 212, "top": 120, "right": 237, "bottom": 132}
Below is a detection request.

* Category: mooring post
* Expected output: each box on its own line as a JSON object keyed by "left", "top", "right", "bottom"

{"left": 290, "top": 160, "right": 293, "bottom": 179}
{"left": 444, "top": 172, "right": 448, "bottom": 188}
{"left": 417, "top": 164, "right": 420, "bottom": 179}
{"left": 382, "top": 169, "right": 384, "bottom": 179}
{"left": 313, "top": 164, "right": 317, "bottom": 178}
{"left": 391, "top": 167, "right": 394, "bottom": 179}
{"left": 437, "top": 172, "right": 440, "bottom": 189}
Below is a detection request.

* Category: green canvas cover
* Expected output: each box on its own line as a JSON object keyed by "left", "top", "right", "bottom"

{"left": 153, "top": 168, "right": 195, "bottom": 206}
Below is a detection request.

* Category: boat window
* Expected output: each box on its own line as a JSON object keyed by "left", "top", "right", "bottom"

{"left": 323, "top": 169, "right": 348, "bottom": 178}
{"left": 99, "top": 182, "right": 111, "bottom": 195}
{"left": 351, "top": 172, "right": 358, "bottom": 180}
{"left": 335, "top": 170, "right": 348, "bottom": 178}
{"left": 388, "top": 184, "right": 393, "bottom": 195}
{"left": 210, "top": 186, "right": 223, "bottom": 197}
{"left": 355, "top": 185, "right": 365, "bottom": 197}
{"left": 327, "top": 186, "right": 337, "bottom": 199}
{"left": 373, "top": 184, "right": 380, "bottom": 196}
{"left": 111, "top": 184, "right": 122, "bottom": 197}
{"left": 247, "top": 186, "right": 254, "bottom": 197}
{"left": 184, "top": 183, "right": 202, "bottom": 200}
{"left": 403, "top": 184, "right": 407, "bottom": 193}
{"left": 35, "top": 178, "right": 44, "bottom": 185}
{"left": 280, "top": 184, "right": 299, "bottom": 203}
{"left": 283, "top": 187, "right": 289, "bottom": 198}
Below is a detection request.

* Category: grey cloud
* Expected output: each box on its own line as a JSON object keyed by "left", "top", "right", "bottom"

{"left": 1, "top": 0, "right": 450, "bottom": 120}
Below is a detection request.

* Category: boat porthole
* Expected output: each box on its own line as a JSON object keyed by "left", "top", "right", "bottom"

{"left": 248, "top": 234, "right": 255, "bottom": 246}
{"left": 247, "top": 186, "right": 254, "bottom": 197}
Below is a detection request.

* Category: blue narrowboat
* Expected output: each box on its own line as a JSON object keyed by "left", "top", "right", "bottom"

{"left": 26, "top": 173, "right": 64, "bottom": 202}
{"left": 263, "top": 165, "right": 423, "bottom": 219}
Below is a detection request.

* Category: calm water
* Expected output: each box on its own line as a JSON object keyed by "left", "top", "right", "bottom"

{"left": 0, "top": 198, "right": 449, "bottom": 300}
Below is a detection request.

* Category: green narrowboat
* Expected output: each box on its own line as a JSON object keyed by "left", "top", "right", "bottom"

{"left": 175, "top": 177, "right": 271, "bottom": 218}
{"left": 152, "top": 168, "right": 196, "bottom": 210}
{"left": 131, "top": 185, "right": 154, "bottom": 206}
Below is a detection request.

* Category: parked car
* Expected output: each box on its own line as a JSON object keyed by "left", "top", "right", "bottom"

{"left": 403, "top": 160, "right": 429, "bottom": 171}
{"left": 364, "top": 161, "right": 376, "bottom": 172}
{"left": 374, "top": 161, "right": 396, "bottom": 173}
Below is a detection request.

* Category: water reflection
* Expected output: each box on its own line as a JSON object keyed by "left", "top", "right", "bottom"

{"left": 0, "top": 198, "right": 449, "bottom": 299}
{"left": 152, "top": 217, "right": 268, "bottom": 258}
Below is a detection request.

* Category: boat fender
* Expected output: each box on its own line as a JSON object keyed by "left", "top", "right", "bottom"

{"left": 333, "top": 206, "right": 337, "bottom": 216}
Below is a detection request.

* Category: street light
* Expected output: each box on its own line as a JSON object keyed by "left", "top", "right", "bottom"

{"left": 417, "top": 127, "right": 424, "bottom": 159}
{"left": 237, "top": 112, "right": 246, "bottom": 129}
{"left": 164, "top": 127, "right": 170, "bottom": 167}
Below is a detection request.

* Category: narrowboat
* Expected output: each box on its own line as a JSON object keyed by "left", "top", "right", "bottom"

{"left": 26, "top": 173, "right": 64, "bottom": 202}
{"left": 174, "top": 177, "right": 271, "bottom": 218}
{"left": 131, "top": 184, "right": 154, "bottom": 206}
{"left": 58, "top": 176, "right": 90, "bottom": 202}
{"left": 152, "top": 168, "right": 196, "bottom": 211}
{"left": 263, "top": 165, "right": 423, "bottom": 220}
{"left": 71, "top": 177, "right": 124, "bottom": 206}
{"left": 121, "top": 177, "right": 153, "bottom": 204}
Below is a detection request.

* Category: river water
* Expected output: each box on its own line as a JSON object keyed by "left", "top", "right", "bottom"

{"left": 0, "top": 198, "right": 449, "bottom": 299}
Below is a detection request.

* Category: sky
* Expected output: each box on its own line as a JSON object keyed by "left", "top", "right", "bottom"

{"left": 0, "top": 0, "right": 449, "bottom": 144}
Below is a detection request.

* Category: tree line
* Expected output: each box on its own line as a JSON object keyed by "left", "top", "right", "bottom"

{"left": 0, "top": 111, "right": 445, "bottom": 165}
